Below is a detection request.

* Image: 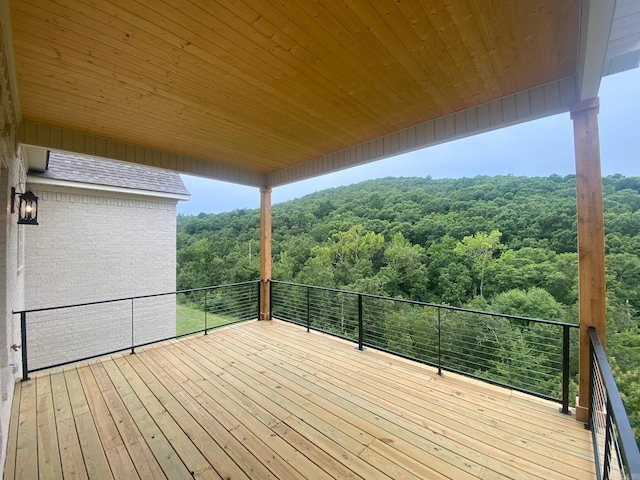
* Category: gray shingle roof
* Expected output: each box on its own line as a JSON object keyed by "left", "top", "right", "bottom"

{"left": 29, "top": 152, "right": 190, "bottom": 197}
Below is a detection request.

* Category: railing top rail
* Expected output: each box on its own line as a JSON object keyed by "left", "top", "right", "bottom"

{"left": 589, "top": 328, "right": 640, "bottom": 473}
{"left": 271, "top": 280, "right": 578, "bottom": 328}
{"left": 13, "top": 280, "right": 260, "bottom": 315}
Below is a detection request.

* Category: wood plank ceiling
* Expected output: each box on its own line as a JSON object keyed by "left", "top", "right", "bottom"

{"left": 9, "top": 1, "right": 580, "bottom": 184}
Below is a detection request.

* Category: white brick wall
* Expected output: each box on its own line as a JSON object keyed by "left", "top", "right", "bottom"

{"left": 0, "top": 154, "right": 27, "bottom": 474}
{"left": 24, "top": 185, "right": 178, "bottom": 370}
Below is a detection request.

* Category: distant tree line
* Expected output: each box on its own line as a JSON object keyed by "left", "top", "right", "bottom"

{"left": 177, "top": 174, "right": 640, "bottom": 441}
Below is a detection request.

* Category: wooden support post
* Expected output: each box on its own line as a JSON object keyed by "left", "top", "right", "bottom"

{"left": 571, "top": 98, "right": 606, "bottom": 423}
{"left": 259, "top": 187, "right": 272, "bottom": 320}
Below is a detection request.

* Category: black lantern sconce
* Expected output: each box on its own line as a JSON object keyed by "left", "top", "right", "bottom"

{"left": 11, "top": 187, "right": 39, "bottom": 225}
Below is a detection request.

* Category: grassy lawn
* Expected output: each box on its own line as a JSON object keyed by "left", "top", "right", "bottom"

{"left": 176, "top": 303, "right": 236, "bottom": 336}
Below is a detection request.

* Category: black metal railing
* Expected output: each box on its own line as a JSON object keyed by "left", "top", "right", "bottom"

{"left": 271, "top": 280, "right": 578, "bottom": 412}
{"left": 14, "top": 281, "right": 260, "bottom": 380}
{"left": 588, "top": 328, "right": 640, "bottom": 480}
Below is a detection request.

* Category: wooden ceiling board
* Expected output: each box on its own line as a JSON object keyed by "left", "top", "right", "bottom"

{"left": 11, "top": 2, "right": 358, "bottom": 145}
{"left": 15, "top": 57, "right": 302, "bottom": 169}
{"left": 10, "top": 0, "right": 581, "bottom": 179}
{"left": 13, "top": 0, "right": 404, "bottom": 172}
{"left": 226, "top": 0, "right": 438, "bottom": 135}
{"left": 255, "top": 1, "right": 429, "bottom": 120}
{"left": 340, "top": 1, "right": 459, "bottom": 114}
{"left": 149, "top": 0, "right": 416, "bottom": 130}
{"left": 15, "top": 68, "right": 307, "bottom": 172}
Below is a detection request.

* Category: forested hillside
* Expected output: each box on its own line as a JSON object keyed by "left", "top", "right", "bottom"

{"left": 177, "top": 174, "right": 640, "bottom": 438}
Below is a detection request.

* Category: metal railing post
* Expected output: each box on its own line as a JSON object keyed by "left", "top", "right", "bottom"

{"left": 306, "top": 286, "right": 310, "bottom": 332}
{"left": 257, "top": 281, "right": 261, "bottom": 319}
{"left": 560, "top": 325, "right": 570, "bottom": 414}
{"left": 357, "top": 294, "right": 363, "bottom": 351}
{"left": 588, "top": 329, "right": 596, "bottom": 431}
{"left": 20, "top": 312, "right": 29, "bottom": 381}
{"left": 204, "top": 289, "right": 208, "bottom": 335}
{"left": 602, "top": 398, "right": 614, "bottom": 479}
{"left": 130, "top": 299, "right": 136, "bottom": 354}
{"left": 437, "top": 307, "right": 442, "bottom": 376}
{"left": 269, "top": 280, "right": 273, "bottom": 320}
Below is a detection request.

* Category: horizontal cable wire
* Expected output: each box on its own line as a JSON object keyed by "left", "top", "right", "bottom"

{"left": 272, "top": 281, "right": 577, "bottom": 402}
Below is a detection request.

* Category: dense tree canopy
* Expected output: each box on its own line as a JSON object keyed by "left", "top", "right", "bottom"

{"left": 177, "top": 174, "right": 640, "bottom": 442}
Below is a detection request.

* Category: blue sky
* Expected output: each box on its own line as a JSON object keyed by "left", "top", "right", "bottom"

{"left": 178, "top": 68, "right": 640, "bottom": 215}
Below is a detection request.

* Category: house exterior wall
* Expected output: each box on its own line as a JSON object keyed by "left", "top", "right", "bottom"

{"left": 0, "top": 8, "right": 26, "bottom": 466}
{"left": 24, "top": 185, "right": 177, "bottom": 371}
{"left": 0, "top": 147, "right": 26, "bottom": 474}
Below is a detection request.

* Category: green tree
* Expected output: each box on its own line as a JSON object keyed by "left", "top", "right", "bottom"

{"left": 425, "top": 235, "right": 472, "bottom": 305}
{"left": 379, "top": 232, "right": 428, "bottom": 299}
{"left": 454, "top": 230, "right": 503, "bottom": 297}
{"left": 296, "top": 246, "right": 336, "bottom": 287}
{"left": 489, "top": 287, "right": 567, "bottom": 322}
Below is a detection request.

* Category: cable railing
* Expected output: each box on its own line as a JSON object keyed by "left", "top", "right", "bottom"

{"left": 14, "top": 277, "right": 640, "bottom": 478}
{"left": 14, "top": 277, "right": 640, "bottom": 476}
{"left": 13, "top": 281, "right": 260, "bottom": 380}
{"left": 588, "top": 328, "right": 640, "bottom": 480}
{"left": 271, "top": 280, "right": 578, "bottom": 412}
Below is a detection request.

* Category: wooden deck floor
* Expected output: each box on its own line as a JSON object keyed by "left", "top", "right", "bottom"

{"left": 4, "top": 319, "right": 595, "bottom": 479}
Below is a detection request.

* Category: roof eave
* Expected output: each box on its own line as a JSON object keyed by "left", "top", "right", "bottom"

{"left": 27, "top": 175, "right": 191, "bottom": 202}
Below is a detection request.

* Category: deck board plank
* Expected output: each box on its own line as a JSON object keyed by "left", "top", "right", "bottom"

{"left": 4, "top": 319, "right": 595, "bottom": 480}
{"left": 35, "top": 375, "right": 63, "bottom": 479}
{"left": 49, "top": 371, "right": 89, "bottom": 480}
{"left": 190, "top": 339, "right": 374, "bottom": 456}
{"left": 159, "top": 348, "right": 330, "bottom": 480}
{"left": 14, "top": 380, "right": 38, "bottom": 480}
{"left": 170, "top": 342, "right": 340, "bottom": 479}
{"left": 63, "top": 368, "right": 114, "bottom": 480}
{"left": 204, "top": 327, "right": 489, "bottom": 478}
{"left": 3, "top": 381, "right": 21, "bottom": 480}
{"left": 100, "top": 358, "right": 192, "bottom": 480}
{"left": 249, "top": 319, "right": 593, "bottom": 451}
{"left": 110, "top": 355, "right": 221, "bottom": 480}
{"left": 122, "top": 353, "right": 249, "bottom": 480}
{"left": 75, "top": 365, "right": 140, "bottom": 480}
{"left": 136, "top": 347, "right": 280, "bottom": 480}
{"left": 87, "top": 361, "right": 167, "bottom": 480}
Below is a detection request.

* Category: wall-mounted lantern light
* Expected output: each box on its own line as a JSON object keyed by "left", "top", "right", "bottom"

{"left": 11, "top": 187, "right": 39, "bottom": 225}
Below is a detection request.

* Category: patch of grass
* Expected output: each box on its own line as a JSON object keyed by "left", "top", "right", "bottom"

{"left": 176, "top": 303, "right": 235, "bottom": 336}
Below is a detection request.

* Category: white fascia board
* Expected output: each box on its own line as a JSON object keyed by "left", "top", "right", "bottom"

{"left": 576, "top": 0, "right": 617, "bottom": 100}
{"left": 26, "top": 175, "right": 191, "bottom": 201}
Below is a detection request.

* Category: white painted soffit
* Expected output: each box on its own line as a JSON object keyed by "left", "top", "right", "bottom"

{"left": 603, "top": 0, "right": 640, "bottom": 76}
{"left": 266, "top": 77, "right": 578, "bottom": 187}
{"left": 20, "top": 145, "right": 48, "bottom": 172}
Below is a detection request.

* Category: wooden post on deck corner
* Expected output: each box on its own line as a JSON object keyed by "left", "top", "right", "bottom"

{"left": 571, "top": 97, "right": 606, "bottom": 423}
{"left": 259, "top": 187, "right": 272, "bottom": 320}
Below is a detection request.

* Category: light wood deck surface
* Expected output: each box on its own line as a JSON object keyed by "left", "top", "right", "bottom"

{"left": 4, "top": 319, "right": 595, "bottom": 479}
